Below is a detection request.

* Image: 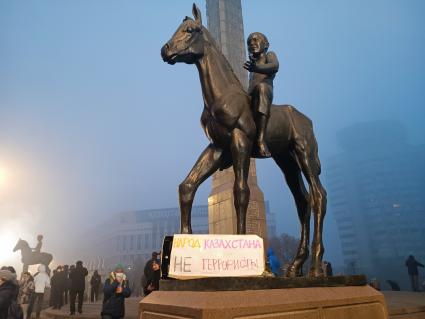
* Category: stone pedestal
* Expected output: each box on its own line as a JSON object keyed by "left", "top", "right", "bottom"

{"left": 139, "top": 285, "right": 388, "bottom": 319}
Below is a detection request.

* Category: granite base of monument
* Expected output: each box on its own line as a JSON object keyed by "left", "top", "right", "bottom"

{"left": 139, "top": 277, "right": 389, "bottom": 319}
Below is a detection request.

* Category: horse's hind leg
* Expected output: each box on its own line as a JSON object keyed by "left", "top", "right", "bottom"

{"left": 274, "top": 155, "right": 311, "bottom": 277}
{"left": 293, "top": 135, "right": 327, "bottom": 277}
{"left": 179, "top": 144, "right": 226, "bottom": 234}
{"left": 308, "top": 175, "right": 327, "bottom": 277}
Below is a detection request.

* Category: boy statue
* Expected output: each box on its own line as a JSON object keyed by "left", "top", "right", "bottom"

{"left": 243, "top": 32, "right": 279, "bottom": 157}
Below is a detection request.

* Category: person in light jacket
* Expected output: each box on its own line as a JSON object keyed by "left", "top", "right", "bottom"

{"left": 27, "top": 264, "right": 50, "bottom": 319}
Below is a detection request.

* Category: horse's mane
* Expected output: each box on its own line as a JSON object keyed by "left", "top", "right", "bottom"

{"left": 201, "top": 26, "right": 245, "bottom": 91}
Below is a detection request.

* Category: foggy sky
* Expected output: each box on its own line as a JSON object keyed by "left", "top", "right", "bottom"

{"left": 1, "top": 0, "right": 424, "bottom": 271}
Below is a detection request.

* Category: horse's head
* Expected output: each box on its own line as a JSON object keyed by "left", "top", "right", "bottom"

{"left": 13, "top": 238, "right": 25, "bottom": 252}
{"left": 161, "top": 3, "right": 205, "bottom": 65}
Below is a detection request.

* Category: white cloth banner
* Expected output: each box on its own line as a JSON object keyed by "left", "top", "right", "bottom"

{"left": 168, "top": 234, "right": 265, "bottom": 279}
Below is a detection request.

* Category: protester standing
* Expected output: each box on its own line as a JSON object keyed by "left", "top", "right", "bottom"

{"left": 51, "top": 266, "right": 66, "bottom": 310}
{"left": 62, "top": 265, "right": 70, "bottom": 305}
{"left": 0, "top": 269, "right": 20, "bottom": 319}
{"left": 143, "top": 261, "right": 160, "bottom": 296}
{"left": 18, "top": 272, "right": 34, "bottom": 319}
{"left": 69, "top": 261, "right": 88, "bottom": 315}
{"left": 101, "top": 265, "right": 131, "bottom": 319}
{"left": 405, "top": 255, "right": 424, "bottom": 291}
{"left": 90, "top": 270, "right": 101, "bottom": 302}
{"left": 143, "top": 252, "right": 159, "bottom": 284}
{"left": 27, "top": 264, "right": 50, "bottom": 319}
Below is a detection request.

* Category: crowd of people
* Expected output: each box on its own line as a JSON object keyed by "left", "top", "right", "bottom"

{"left": 0, "top": 253, "right": 163, "bottom": 319}
{"left": 2, "top": 251, "right": 422, "bottom": 318}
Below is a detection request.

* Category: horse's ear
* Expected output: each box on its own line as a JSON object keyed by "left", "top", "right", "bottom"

{"left": 192, "top": 3, "right": 202, "bottom": 26}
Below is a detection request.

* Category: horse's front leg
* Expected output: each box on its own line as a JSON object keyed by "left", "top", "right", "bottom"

{"left": 230, "top": 128, "right": 252, "bottom": 234}
{"left": 179, "top": 144, "right": 225, "bottom": 234}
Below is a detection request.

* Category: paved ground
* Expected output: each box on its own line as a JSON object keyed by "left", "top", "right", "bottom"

{"left": 385, "top": 291, "right": 425, "bottom": 318}
{"left": 40, "top": 297, "right": 141, "bottom": 319}
{"left": 41, "top": 291, "right": 425, "bottom": 319}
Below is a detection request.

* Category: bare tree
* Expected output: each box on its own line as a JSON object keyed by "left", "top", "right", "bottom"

{"left": 268, "top": 233, "right": 300, "bottom": 266}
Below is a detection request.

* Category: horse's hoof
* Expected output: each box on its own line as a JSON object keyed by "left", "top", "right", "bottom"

{"left": 308, "top": 267, "right": 325, "bottom": 278}
{"left": 180, "top": 228, "right": 193, "bottom": 234}
{"left": 258, "top": 142, "right": 272, "bottom": 158}
{"left": 285, "top": 265, "right": 302, "bottom": 278}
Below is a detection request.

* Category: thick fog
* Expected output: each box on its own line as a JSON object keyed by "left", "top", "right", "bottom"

{"left": 1, "top": 0, "right": 424, "bottom": 272}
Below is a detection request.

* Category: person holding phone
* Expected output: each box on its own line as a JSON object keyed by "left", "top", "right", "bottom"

{"left": 101, "top": 265, "right": 131, "bottom": 319}
{"left": 143, "top": 261, "right": 160, "bottom": 296}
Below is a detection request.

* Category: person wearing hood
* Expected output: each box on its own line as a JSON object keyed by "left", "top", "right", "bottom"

{"left": 101, "top": 265, "right": 131, "bottom": 319}
{"left": 267, "top": 248, "right": 281, "bottom": 277}
{"left": 69, "top": 261, "right": 88, "bottom": 315}
{"left": 0, "top": 269, "right": 20, "bottom": 319}
{"left": 27, "top": 264, "right": 50, "bottom": 319}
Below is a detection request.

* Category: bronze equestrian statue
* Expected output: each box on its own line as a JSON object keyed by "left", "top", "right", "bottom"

{"left": 161, "top": 4, "right": 327, "bottom": 277}
{"left": 13, "top": 236, "right": 53, "bottom": 274}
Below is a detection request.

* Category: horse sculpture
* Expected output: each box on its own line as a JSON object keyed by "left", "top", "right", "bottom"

{"left": 161, "top": 4, "right": 327, "bottom": 277}
{"left": 13, "top": 239, "right": 53, "bottom": 273}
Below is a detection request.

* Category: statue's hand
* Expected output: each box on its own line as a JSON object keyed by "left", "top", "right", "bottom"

{"left": 243, "top": 60, "right": 256, "bottom": 72}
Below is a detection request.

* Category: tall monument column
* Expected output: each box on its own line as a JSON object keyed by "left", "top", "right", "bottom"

{"left": 205, "top": 0, "right": 268, "bottom": 242}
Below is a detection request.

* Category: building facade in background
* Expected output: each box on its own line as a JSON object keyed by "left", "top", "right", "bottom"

{"left": 85, "top": 203, "right": 276, "bottom": 270}
{"left": 327, "top": 121, "right": 425, "bottom": 289}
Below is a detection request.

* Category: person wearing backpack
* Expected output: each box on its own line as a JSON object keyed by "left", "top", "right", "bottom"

{"left": 0, "top": 269, "right": 21, "bottom": 319}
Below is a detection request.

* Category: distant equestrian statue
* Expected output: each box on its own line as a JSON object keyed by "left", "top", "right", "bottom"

{"left": 13, "top": 235, "right": 53, "bottom": 273}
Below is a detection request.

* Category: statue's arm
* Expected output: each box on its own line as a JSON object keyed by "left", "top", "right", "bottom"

{"left": 253, "top": 51, "right": 279, "bottom": 75}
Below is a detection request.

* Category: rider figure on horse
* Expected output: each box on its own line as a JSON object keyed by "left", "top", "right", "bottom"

{"left": 33, "top": 234, "right": 43, "bottom": 253}
{"left": 243, "top": 32, "right": 279, "bottom": 158}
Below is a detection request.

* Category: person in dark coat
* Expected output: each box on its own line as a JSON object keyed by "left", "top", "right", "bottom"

{"left": 101, "top": 266, "right": 131, "bottom": 319}
{"left": 50, "top": 269, "right": 58, "bottom": 308}
{"left": 62, "top": 265, "right": 70, "bottom": 305}
{"left": 405, "top": 255, "right": 424, "bottom": 291}
{"left": 69, "top": 261, "right": 88, "bottom": 315}
{"left": 143, "top": 252, "right": 159, "bottom": 284}
{"left": 90, "top": 270, "right": 101, "bottom": 302}
{"left": 51, "top": 266, "right": 66, "bottom": 310}
{"left": 0, "top": 269, "right": 20, "bottom": 319}
{"left": 143, "top": 261, "right": 160, "bottom": 296}
{"left": 57, "top": 266, "right": 67, "bottom": 308}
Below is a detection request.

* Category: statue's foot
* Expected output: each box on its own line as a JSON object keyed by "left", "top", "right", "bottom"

{"left": 308, "top": 264, "right": 325, "bottom": 278}
{"left": 285, "top": 264, "right": 303, "bottom": 278}
{"left": 258, "top": 141, "right": 271, "bottom": 158}
{"left": 180, "top": 226, "right": 193, "bottom": 234}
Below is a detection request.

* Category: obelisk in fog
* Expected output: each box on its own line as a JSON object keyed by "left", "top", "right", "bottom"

{"left": 205, "top": 0, "right": 268, "bottom": 241}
